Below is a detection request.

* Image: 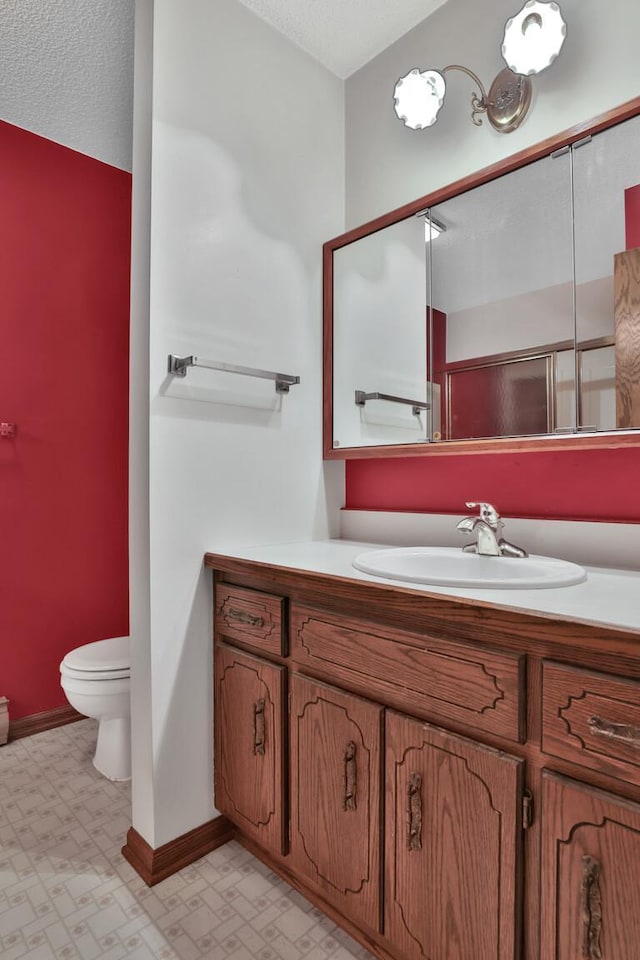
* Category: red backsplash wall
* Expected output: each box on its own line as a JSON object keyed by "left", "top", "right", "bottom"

{"left": 0, "top": 121, "right": 131, "bottom": 720}
{"left": 345, "top": 447, "right": 640, "bottom": 522}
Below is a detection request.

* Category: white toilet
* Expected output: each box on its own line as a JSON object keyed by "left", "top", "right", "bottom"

{"left": 60, "top": 636, "right": 131, "bottom": 781}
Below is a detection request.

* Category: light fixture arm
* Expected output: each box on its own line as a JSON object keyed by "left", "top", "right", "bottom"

{"left": 442, "top": 64, "right": 489, "bottom": 126}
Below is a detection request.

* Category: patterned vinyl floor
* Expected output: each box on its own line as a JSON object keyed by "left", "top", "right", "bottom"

{"left": 0, "top": 720, "right": 374, "bottom": 960}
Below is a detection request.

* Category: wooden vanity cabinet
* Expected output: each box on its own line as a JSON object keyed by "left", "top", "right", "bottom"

{"left": 213, "top": 643, "right": 287, "bottom": 854}
{"left": 385, "top": 710, "right": 524, "bottom": 960}
{"left": 207, "top": 562, "right": 640, "bottom": 960}
{"left": 541, "top": 772, "right": 640, "bottom": 960}
{"left": 289, "top": 673, "right": 383, "bottom": 932}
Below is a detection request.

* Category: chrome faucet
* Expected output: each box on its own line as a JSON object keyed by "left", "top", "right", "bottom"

{"left": 456, "top": 502, "right": 528, "bottom": 558}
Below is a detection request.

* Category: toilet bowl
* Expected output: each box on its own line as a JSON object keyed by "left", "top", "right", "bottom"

{"left": 60, "top": 636, "right": 131, "bottom": 782}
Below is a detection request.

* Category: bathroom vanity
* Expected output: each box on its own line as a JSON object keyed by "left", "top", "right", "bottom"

{"left": 206, "top": 540, "right": 640, "bottom": 960}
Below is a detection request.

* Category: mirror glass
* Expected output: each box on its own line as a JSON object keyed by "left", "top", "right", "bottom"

{"left": 573, "top": 113, "right": 640, "bottom": 431}
{"left": 328, "top": 105, "right": 640, "bottom": 453}
{"left": 332, "top": 216, "right": 432, "bottom": 449}
{"left": 428, "top": 149, "right": 574, "bottom": 441}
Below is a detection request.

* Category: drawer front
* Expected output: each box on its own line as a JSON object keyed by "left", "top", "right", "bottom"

{"left": 291, "top": 604, "right": 524, "bottom": 742}
{"left": 542, "top": 660, "right": 640, "bottom": 785}
{"left": 215, "top": 584, "right": 285, "bottom": 656}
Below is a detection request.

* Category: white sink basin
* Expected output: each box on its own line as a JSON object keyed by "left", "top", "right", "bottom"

{"left": 352, "top": 547, "right": 587, "bottom": 590}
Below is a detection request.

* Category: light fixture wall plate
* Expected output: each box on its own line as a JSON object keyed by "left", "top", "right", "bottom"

{"left": 486, "top": 69, "right": 533, "bottom": 133}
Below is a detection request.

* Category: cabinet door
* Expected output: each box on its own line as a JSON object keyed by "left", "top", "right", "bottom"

{"left": 290, "top": 673, "right": 383, "bottom": 932}
{"left": 214, "top": 643, "right": 286, "bottom": 854}
{"left": 541, "top": 771, "right": 640, "bottom": 960}
{"left": 385, "top": 710, "right": 524, "bottom": 960}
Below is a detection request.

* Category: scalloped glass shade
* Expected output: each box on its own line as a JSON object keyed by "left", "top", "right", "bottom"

{"left": 393, "top": 69, "right": 446, "bottom": 130}
{"left": 502, "top": 0, "right": 566, "bottom": 76}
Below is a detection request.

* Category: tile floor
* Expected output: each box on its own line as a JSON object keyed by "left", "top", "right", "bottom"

{"left": 0, "top": 720, "right": 374, "bottom": 960}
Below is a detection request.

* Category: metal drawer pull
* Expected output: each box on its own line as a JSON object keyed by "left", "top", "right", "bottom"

{"left": 343, "top": 741, "right": 357, "bottom": 810}
{"left": 581, "top": 855, "right": 603, "bottom": 959}
{"left": 253, "top": 699, "right": 266, "bottom": 755}
{"left": 588, "top": 714, "right": 640, "bottom": 747}
{"left": 407, "top": 772, "right": 423, "bottom": 851}
{"left": 228, "top": 607, "right": 264, "bottom": 628}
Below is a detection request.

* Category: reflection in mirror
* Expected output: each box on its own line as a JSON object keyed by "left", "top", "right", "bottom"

{"left": 326, "top": 100, "right": 640, "bottom": 456}
{"left": 427, "top": 148, "right": 575, "bottom": 441}
{"left": 332, "top": 216, "right": 434, "bottom": 448}
{"left": 573, "top": 113, "right": 640, "bottom": 430}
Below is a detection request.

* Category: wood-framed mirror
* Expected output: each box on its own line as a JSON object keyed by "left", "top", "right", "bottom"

{"left": 323, "top": 96, "right": 640, "bottom": 459}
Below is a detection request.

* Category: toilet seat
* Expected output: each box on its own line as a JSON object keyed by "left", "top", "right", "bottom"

{"left": 60, "top": 664, "right": 130, "bottom": 682}
{"left": 60, "top": 636, "right": 130, "bottom": 680}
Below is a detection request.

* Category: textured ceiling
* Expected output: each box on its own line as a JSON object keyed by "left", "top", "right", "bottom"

{"left": 235, "top": 0, "right": 451, "bottom": 78}
{"left": 0, "top": 0, "right": 134, "bottom": 170}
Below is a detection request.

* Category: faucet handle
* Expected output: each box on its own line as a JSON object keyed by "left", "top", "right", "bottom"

{"left": 465, "top": 502, "right": 501, "bottom": 529}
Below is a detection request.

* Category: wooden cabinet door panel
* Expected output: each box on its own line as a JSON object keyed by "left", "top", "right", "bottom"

{"left": 290, "top": 673, "right": 383, "bottom": 932}
{"left": 385, "top": 710, "right": 524, "bottom": 960}
{"left": 541, "top": 771, "right": 640, "bottom": 960}
{"left": 214, "top": 643, "right": 286, "bottom": 854}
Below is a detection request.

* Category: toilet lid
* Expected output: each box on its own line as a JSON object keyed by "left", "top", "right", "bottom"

{"left": 60, "top": 636, "right": 130, "bottom": 675}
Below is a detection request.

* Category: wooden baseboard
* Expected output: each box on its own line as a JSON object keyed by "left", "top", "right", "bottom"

{"left": 236, "top": 834, "right": 396, "bottom": 960}
{"left": 8, "top": 705, "right": 84, "bottom": 742}
{"left": 122, "top": 815, "right": 234, "bottom": 886}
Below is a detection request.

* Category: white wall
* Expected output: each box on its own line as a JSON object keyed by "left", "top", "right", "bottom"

{"left": 133, "top": 0, "right": 345, "bottom": 847}
{"left": 345, "top": 0, "right": 640, "bottom": 226}
{"left": 0, "top": 0, "right": 134, "bottom": 170}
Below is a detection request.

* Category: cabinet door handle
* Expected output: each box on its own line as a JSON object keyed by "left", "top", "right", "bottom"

{"left": 228, "top": 607, "right": 264, "bottom": 628}
{"left": 407, "top": 772, "right": 423, "bottom": 851}
{"left": 343, "top": 741, "right": 357, "bottom": 810}
{"left": 588, "top": 714, "right": 640, "bottom": 747}
{"left": 581, "top": 855, "right": 603, "bottom": 959}
{"left": 253, "top": 698, "right": 266, "bottom": 755}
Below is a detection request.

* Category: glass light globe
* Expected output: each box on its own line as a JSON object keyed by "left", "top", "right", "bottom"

{"left": 502, "top": 0, "right": 566, "bottom": 76}
{"left": 393, "top": 69, "right": 446, "bottom": 130}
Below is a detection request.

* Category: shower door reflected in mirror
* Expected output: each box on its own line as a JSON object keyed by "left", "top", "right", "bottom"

{"left": 332, "top": 216, "right": 431, "bottom": 449}
{"left": 427, "top": 148, "right": 575, "bottom": 442}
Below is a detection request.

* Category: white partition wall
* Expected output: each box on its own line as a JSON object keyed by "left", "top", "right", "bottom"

{"left": 130, "top": 0, "right": 344, "bottom": 847}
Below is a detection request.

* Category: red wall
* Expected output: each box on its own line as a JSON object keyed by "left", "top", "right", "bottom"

{"left": 0, "top": 121, "right": 131, "bottom": 720}
{"left": 345, "top": 447, "right": 640, "bottom": 522}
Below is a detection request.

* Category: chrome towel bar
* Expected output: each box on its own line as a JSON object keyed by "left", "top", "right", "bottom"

{"left": 355, "top": 390, "right": 430, "bottom": 417}
{"left": 168, "top": 355, "right": 300, "bottom": 393}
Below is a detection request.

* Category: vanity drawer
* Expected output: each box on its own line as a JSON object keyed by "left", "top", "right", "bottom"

{"left": 542, "top": 661, "right": 640, "bottom": 785}
{"left": 291, "top": 604, "right": 524, "bottom": 742}
{"left": 215, "top": 584, "right": 285, "bottom": 657}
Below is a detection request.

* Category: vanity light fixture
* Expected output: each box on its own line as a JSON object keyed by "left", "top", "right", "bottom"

{"left": 393, "top": 0, "right": 566, "bottom": 134}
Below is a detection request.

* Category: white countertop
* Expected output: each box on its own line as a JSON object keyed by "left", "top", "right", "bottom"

{"left": 207, "top": 538, "right": 640, "bottom": 634}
